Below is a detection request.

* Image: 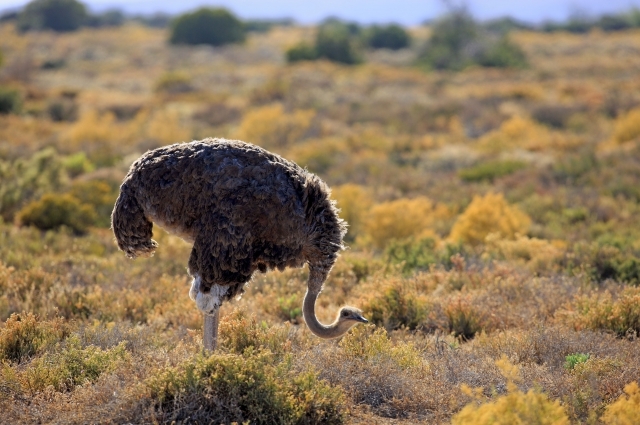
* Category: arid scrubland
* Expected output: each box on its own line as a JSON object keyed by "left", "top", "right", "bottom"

{"left": 1, "top": 21, "right": 640, "bottom": 424}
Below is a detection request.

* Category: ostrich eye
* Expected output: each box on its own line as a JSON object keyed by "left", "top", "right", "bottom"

{"left": 342, "top": 311, "right": 349, "bottom": 317}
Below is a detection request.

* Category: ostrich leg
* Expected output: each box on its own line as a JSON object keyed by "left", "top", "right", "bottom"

{"left": 203, "top": 311, "right": 219, "bottom": 351}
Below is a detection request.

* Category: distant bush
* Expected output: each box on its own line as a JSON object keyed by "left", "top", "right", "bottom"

{"left": 476, "top": 35, "right": 528, "bottom": 68}
{"left": 0, "top": 313, "right": 69, "bottom": 363}
{"left": 364, "top": 24, "right": 411, "bottom": 50}
{"left": 331, "top": 184, "right": 373, "bottom": 243}
{"left": 418, "top": 9, "right": 527, "bottom": 70}
{"left": 285, "top": 42, "right": 318, "bottom": 63}
{"left": 85, "top": 9, "right": 125, "bottom": 28}
{"left": 0, "top": 87, "right": 22, "bottom": 114}
{"left": 69, "top": 180, "right": 117, "bottom": 227}
{"left": 18, "top": 0, "right": 88, "bottom": 32}
{"left": 169, "top": 8, "right": 245, "bottom": 47}
{"left": 459, "top": 159, "right": 526, "bottom": 182}
{"left": 17, "top": 193, "right": 97, "bottom": 234}
{"left": 62, "top": 152, "right": 94, "bottom": 177}
{"left": 47, "top": 97, "right": 78, "bottom": 121}
{"left": 606, "top": 108, "right": 640, "bottom": 147}
{"left": 234, "top": 103, "right": 314, "bottom": 149}
{"left": 385, "top": 237, "right": 438, "bottom": 274}
{"left": 602, "top": 381, "right": 640, "bottom": 424}
{"left": 133, "top": 12, "right": 171, "bottom": 28}
{"left": 143, "top": 350, "right": 346, "bottom": 424}
{"left": 449, "top": 192, "right": 531, "bottom": 245}
{"left": 154, "top": 71, "right": 193, "bottom": 94}
{"left": 245, "top": 18, "right": 294, "bottom": 33}
{"left": 315, "top": 21, "right": 362, "bottom": 64}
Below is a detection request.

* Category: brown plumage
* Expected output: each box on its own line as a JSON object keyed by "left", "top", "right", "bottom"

{"left": 111, "top": 138, "right": 367, "bottom": 348}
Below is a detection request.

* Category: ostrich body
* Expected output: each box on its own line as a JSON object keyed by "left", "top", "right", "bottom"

{"left": 111, "top": 138, "right": 367, "bottom": 349}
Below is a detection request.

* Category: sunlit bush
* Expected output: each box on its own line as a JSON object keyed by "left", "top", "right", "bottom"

{"left": 219, "top": 309, "right": 296, "bottom": 355}
{"left": 331, "top": 184, "right": 373, "bottom": 243}
{"left": 445, "top": 297, "right": 485, "bottom": 340}
{"left": 606, "top": 108, "right": 640, "bottom": 147}
{"left": 459, "top": 159, "right": 526, "bottom": 183}
{"left": 0, "top": 313, "right": 69, "bottom": 363}
{"left": 452, "top": 357, "right": 569, "bottom": 425}
{"left": 69, "top": 180, "right": 118, "bottom": 227}
{"left": 364, "top": 196, "right": 448, "bottom": 249}
{"left": 487, "top": 234, "right": 564, "bottom": 272}
{"left": 360, "top": 277, "right": 430, "bottom": 331}
{"left": 234, "top": 103, "right": 314, "bottom": 149}
{"left": 449, "top": 192, "right": 531, "bottom": 245}
{"left": 16, "top": 193, "right": 96, "bottom": 234}
{"left": 0, "top": 148, "right": 69, "bottom": 221}
{"left": 143, "top": 349, "right": 345, "bottom": 424}
{"left": 602, "top": 381, "right": 640, "bottom": 425}
{"left": 561, "top": 287, "right": 640, "bottom": 337}
{"left": 26, "top": 335, "right": 128, "bottom": 392}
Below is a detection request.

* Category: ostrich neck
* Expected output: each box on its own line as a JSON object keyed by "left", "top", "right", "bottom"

{"left": 303, "top": 290, "right": 348, "bottom": 339}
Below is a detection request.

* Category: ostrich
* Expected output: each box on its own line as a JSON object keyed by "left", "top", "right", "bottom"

{"left": 111, "top": 138, "right": 368, "bottom": 350}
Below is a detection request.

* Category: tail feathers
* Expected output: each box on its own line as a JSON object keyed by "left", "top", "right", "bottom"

{"left": 111, "top": 189, "right": 157, "bottom": 259}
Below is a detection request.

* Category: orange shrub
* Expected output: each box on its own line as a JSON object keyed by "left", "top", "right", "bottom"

{"left": 449, "top": 192, "right": 531, "bottom": 245}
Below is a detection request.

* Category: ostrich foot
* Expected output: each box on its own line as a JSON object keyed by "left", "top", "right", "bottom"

{"left": 203, "top": 310, "right": 219, "bottom": 352}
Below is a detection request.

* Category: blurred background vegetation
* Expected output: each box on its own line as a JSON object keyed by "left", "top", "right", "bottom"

{"left": 1, "top": 0, "right": 640, "bottom": 423}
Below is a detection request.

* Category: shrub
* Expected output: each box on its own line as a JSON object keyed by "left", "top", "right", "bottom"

{"left": 0, "top": 87, "right": 21, "bottom": 115}
{"left": 564, "top": 353, "right": 590, "bottom": 370}
{"left": 286, "top": 42, "right": 318, "bottom": 63}
{"left": 445, "top": 298, "right": 484, "bottom": 340}
{"left": 154, "top": 71, "right": 193, "bottom": 94}
{"left": 563, "top": 287, "right": 640, "bottom": 337}
{"left": 331, "top": 184, "right": 373, "bottom": 243}
{"left": 315, "top": 21, "right": 362, "bottom": 64}
{"left": 26, "top": 335, "right": 127, "bottom": 392}
{"left": 449, "top": 192, "right": 531, "bottom": 245}
{"left": 219, "top": 309, "right": 295, "bottom": 355}
{"left": 16, "top": 193, "right": 97, "bottom": 234}
{"left": 364, "top": 24, "right": 411, "bottom": 50}
{"left": 385, "top": 237, "right": 438, "bottom": 274}
{"left": 169, "top": 8, "right": 245, "bottom": 47}
{"left": 69, "top": 180, "right": 117, "bottom": 227}
{"left": 85, "top": 9, "right": 125, "bottom": 28}
{"left": 364, "top": 196, "right": 448, "bottom": 249}
{"left": 602, "top": 381, "right": 640, "bottom": 425}
{"left": 607, "top": 108, "right": 640, "bottom": 147}
{"left": 18, "top": 0, "right": 87, "bottom": 32}
{"left": 476, "top": 35, "right": 528, "bottom": 68}
{"left": 62, "top": 152, "right": 94, "bottom": 178}
{"left": 143, "top": 349, "right": 346, "bottom": 424}
{"left": 459, "top": 159, "right": 526, "bottom": 182}
{"left": 234, "top": 103, "right": 314, "bottom": 149}
{"left": 0, "top": 313, "right": 68, "bottom": 363}
{"left": 47, "top": 98, "right": 78, "bottom": 121}
{"left": 452, "top": 357, "right": 569, "bottom": 425}
{"left": 361, "top": 277, "right": 430, "bottom": 331}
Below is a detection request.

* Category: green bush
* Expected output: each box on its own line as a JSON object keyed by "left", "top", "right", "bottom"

{"left": 459, "top": 159, "right": 527, "bottom": 182}
{"left": 362, "top": 278, "right": 430, "bottom": 331}
{"left": 564, "top": 353, "right": 590, "bottom": 370}
{"left": 17, "top": 193, "right": 97, "bottom": 234}
{"left": 286, "top": 42, "right": 318, "bottom": 63}
{"left": 385, "top": 237, "right": 437, "bottom": 274}
{"left": 69, "top": 180, "right": 117, "bottom": 227}
{"left": 315, "top": 21, "right": 361, "bottom": 64}
{"left": 476, "top": 35, "right": 528, "bottom": 68}
{"left": 0, "top": 87, "right": 21, "bottom": 115}
{"left": 85, "top": 9, "right": 125, "bottom": 28}
{"left": 364, "top": 24, "right": 411, "bottom": 50}
{"left": 169, "top": 8, "right": 245, "bottom": 47}
{"left": 418, "top": 10, "right": 527, "bottom": 70}
{"left": 144, "top": 349, "right": 346, "bottom": 424}
{"left": 18, "top": 0, "right": 87, "bottom": 32}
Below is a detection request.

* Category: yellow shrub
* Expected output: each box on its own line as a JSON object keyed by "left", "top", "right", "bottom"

{"left": 453, "top": 356, "right": 569, "bottom": 425}
{"left": 449, "top": 193, "right": 531, "bottom": 245}
{"left": 234, "top": 103, "right": 315, "bottom": 149}
{"left": 364, "top": 196, "right": 448, "bottom": 249}
{"left": 477, "top": 115, "right": 581, "bottom": 153}
{"left": 144, "top": 109, "right": 190, "bottom": 145}
{"left": 487, "top": 234, "right": 564, "bottom": 272}
{"left": 67, "top": 110, "right": 116, "bottom": 148}
{"left": 602, "top": 381, "right": 640, "bottom": 425}
{"left": 330, "top": 184, "right": 373, "bottom": 243}
{"left": 608, "top": 108, "right": 640, "bottom": 147}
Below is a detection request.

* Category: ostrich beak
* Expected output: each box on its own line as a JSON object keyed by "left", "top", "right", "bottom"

{"left": 355, "top": 315, "right": 369, "bottom": 323}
